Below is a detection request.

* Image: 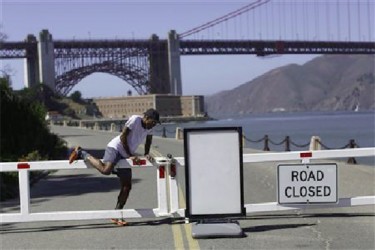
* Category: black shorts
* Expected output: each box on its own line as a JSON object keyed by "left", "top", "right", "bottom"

{"left": 103, "top": 147, "right": 132, "bottom": 179}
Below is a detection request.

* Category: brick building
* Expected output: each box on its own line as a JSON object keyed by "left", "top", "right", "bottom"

{"left": 93, "top": 94, "right": 205, "bottom": 119}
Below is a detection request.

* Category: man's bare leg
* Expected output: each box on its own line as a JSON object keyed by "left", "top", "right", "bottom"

{"left": 85, "top": 155, "right": 114, "bottom": 175}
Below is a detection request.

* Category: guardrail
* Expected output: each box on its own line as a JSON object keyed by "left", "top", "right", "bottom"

{"left": 1, "top": 147, "right": 374, "bottom": 223}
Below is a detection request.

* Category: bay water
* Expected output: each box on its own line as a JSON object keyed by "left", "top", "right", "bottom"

{"left": 154, "top": 111, "right": 375, "bottom": 166}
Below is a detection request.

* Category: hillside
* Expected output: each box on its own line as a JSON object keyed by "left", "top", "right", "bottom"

{"left": 205, "top": 55, "right": 375, "bottom": 116}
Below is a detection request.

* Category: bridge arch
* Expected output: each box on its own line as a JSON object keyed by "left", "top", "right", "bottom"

{"left": 55, "top": 60, "right": 150, "bottom": 96}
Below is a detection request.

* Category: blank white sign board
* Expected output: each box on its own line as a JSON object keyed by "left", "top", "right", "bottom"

{"left": 184, "top": 127, "right": 245, "bottom": 219}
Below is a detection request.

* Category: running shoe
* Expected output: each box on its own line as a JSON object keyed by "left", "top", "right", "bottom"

{"left": 68, "top": 146, "right": 82, "bottom": 164}
{"left": 111, "top": 218, "right": 128, "bottom": 226}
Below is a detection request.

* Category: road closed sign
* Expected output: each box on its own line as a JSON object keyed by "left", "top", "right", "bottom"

{"left": 278, "top": 163, "right": 338, "bottom": 205}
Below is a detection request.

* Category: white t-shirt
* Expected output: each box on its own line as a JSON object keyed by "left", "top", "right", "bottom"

{"left": 107, "top": 115, "right": 153, "bottom": 158}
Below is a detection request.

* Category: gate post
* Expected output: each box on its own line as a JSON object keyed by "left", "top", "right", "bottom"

{"left": 156, "top": 159, "right": 168, "bottom": 215}
{"left": 19, "top": 168, "right": 31, "bottom": 216}
{"left": 167, "top": 155, "right": 179, "bottom": 213}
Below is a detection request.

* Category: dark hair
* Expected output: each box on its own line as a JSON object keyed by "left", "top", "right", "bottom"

{"left": 144, "top": 108, "right": 160, "bottom": 123}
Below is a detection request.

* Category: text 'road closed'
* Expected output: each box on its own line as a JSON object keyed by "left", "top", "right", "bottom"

{"left": 278, "top": 164, "right": 338, "bottom": 204}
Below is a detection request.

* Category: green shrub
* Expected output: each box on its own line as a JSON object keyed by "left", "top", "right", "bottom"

{"left": 0, "top": 79, "right": 68, "bottom": 201}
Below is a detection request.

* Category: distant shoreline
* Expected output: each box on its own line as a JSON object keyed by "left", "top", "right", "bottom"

{"left": 160, "top": 115, "right": 214, "bottom": 123}
{"left": 208, "top": 110, "right": 375, "bottom": 120}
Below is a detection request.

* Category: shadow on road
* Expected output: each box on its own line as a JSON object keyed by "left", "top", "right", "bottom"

{"left": 0, "top": 222, "right": 125, "bottom": 234}
{"left": 1, "top": 212, "right": 373, "bottom": 235}
{"left": 0, "top": 218, "right": 179, "bottom": 234}
{"left": 60, "top": 134, "right": 92, "bottom": 138}
{"left": 243, "top": 212, "right": 375, "bottom": 220}
{"left": 30, "top": 176, "right": 142, "bottom": 199}
{"left": 0, "top": 175, "right": 143, "bottom": 210}
{"left": 243, "top": 223, "right": 316, "bottom": 233}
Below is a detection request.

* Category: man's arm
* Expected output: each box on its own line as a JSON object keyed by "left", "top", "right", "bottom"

{"left": 144, "top": 134, "right": 153, "bottom": 156}
{"left": 120, "top": 127, "right": 133, "bottom": 157}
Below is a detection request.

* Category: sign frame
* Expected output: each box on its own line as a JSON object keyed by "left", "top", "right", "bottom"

{"left": 277, "top": 163, "right": 338, "bottom": 205}
{"left": 184, "top": 127, "right": 246, "bottom": 219}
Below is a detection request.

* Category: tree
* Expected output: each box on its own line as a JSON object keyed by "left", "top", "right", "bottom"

{"left": 0, "top": 30, "right": 14, "bottom": 88}
{"left": 70, "top": 90, "right": 82, "bottom": 103}
{"left": 0, "top": 77, "right": 68, "bottom": 201}
{"left": 0, "top": 28, "right": 8, "bottom": 41}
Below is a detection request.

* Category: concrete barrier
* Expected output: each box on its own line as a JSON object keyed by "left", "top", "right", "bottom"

{"left": 110, "top": 123, "right": 117, "bottom": 132}
{"left": 94, "top": 122, "right": 100, "bottom": 130}
{"left": 309, "top": 136, "right": 322, "bottom": 150}
{"left": 175, "top": 127, "right": 183, "bottom": 140}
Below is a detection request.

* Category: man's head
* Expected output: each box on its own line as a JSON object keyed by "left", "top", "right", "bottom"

{"left": 143, "top": 108, "right": 161, "bottom": 129}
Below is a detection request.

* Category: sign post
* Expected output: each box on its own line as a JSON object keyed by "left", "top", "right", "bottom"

{"left": 278, "top": 163, "right": 338, "bottom": 205}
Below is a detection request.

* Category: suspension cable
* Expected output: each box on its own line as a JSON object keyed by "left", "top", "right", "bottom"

{"left": 179, "top": 0, "right": 271, "bottom": 39}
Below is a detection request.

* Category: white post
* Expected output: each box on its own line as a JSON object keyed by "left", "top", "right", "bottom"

{"left": 156, "top": 161, "right": 168, "bottom": 216}
{"left": 19, "top": 169, "right": 31, "bottom": 216}
{"left": 168, "top": 160, "right": 179, "bottom": 213}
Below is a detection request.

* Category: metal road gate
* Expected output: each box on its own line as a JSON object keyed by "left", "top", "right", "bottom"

{"left": 0, "top": 147, "right": 374, "bottom": 224}
{"left": 0, "top": 157, "right": 173, "bottom": 223}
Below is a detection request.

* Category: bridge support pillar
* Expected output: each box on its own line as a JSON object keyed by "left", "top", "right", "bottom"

{"left": 149, "top": 34, "right": 170, "bottom": 94}
{"left": 167, "top": 30, "right": 182, "bottom": 95}
{"left": 38, "top": 30, "right": 56, "bottom": 92}
{"left": 24, "top": 35, "right": 39, "bottom": 89}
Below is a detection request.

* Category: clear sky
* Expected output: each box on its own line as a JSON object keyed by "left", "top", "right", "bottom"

{"left": 1, "top": 0, "right": 373, "bottom": 98}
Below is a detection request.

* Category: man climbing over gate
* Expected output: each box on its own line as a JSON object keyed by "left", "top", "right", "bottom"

{"left": 68, "top": 108, "right": 161, "bottom": 226}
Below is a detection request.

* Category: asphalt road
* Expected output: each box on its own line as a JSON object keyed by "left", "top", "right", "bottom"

{"left": 1, "top": 125, "right": 374, "bottom": 250}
